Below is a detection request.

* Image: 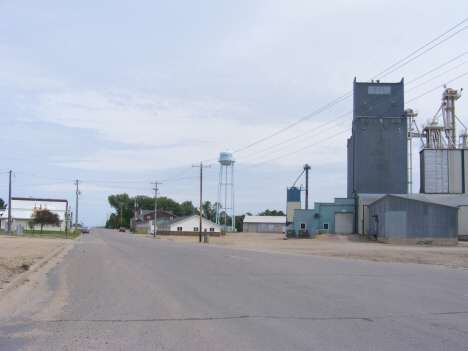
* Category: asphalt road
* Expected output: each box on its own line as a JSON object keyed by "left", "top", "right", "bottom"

{"left": 1, "top": 228, "right": 467, "bottom": 350}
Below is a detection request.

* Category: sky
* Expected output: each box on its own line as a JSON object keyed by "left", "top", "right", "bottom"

{"left": 1, "top": 1, "right": 468, "bottom": 227}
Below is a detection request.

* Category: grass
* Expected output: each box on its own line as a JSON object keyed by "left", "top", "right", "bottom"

{"left": 0, "top": 228, "right": 80, "bottom": 238}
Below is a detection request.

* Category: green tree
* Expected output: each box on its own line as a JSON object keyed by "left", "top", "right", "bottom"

{"left": 106, "top": 213, "right": 120, "bottom": 229}
{"left": 0, "top": 198, "right": 4, "bottom": 209}
{"left": 135, "top": 195, "right": 155, "bottom": 211}
{"left": 203, "top": 201, "right": 219, "bottom": 221}
{"left": 107, "top": 193, "right": 209, "bottom": 227}
{"left": 108, "top": 193, "right": 133, "bottom": 227}
{"left": 30, "top": 209, "right": 61, "bottom": 233}
{"left": 27, "top": 219, "right": 36, "bottom": 230}
{"left": 257, "top": 209, "right": 285, "bottom": 216}
{"left": 156, "top": 197, "right": 182, "bottom": 216}
{"left": 235, "top": 214, "right": 245, "bottom": 232}
{"left": 181, "top": 201, "right": 198, "bottom": 216}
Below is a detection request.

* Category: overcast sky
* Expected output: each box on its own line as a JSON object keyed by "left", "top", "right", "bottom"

{"left": 1, "top": 1, "right": 467, "bottom": 227}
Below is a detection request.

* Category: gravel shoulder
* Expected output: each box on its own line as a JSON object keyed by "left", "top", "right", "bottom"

{"left": 153, "top": 232, "right": 468, "bottom": 270}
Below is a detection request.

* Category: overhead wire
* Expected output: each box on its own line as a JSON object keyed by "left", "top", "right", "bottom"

{"left": 234, "top": 70, "right": 468, "bottom": 172}
{"left": 229, "top": 18, "right": 468, "bottom": 155}
{"left": 4, "top": 18, "right": 468, "bottom": 205}
{"left": 236, "top": 57, "right": 467, "bottom": 166}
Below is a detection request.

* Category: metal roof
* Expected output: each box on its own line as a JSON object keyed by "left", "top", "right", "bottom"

{"left": 243, "top": 216, "right": 286, "bottom": 224}
{"left": 158, "top": 215, "right": 220, "bottom": 228}
{"left": 359, "top": 193, "right": 468, "bottom": 208}
{"left": 358, "top": 194, "right": 387, "bottom": 205}
{"left": 3, "top": 199, "right": 68, "bottom": 220}
{"left": 397, "top": 194, "right": 468, "bottom": 207}
{"left": 12, "top": 197, "right": 68, "bottom": 203}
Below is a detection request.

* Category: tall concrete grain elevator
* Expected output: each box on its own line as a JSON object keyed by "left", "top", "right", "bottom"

{"left": 347, "top": 78, "right": 408, "bottom": 198}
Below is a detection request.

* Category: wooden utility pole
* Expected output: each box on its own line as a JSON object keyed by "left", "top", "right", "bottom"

{"left": 8, "top": 170, "right": 12, "bottom": 234}
{"left": 74, "top": 180, "right": 79, "bottom": 234}
{"left": 304, "top": 164, "right": 311, "bottom": 210}
{"left": 133, "top": 198, "right": 137, "bottom": 233}
{"left": 192, "top": 163, "right": 211, "bottom": 242}
{"left": 120, "top": 203, "right": 123, "bottom": 227}
{"left": 151, "top": 182, "right": 161, "bottom": 237}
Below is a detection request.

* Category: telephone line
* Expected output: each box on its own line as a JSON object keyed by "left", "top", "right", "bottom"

{"left": 230, "top": 19, "right": 467, "bottom": 155}
{"left": 234, "top": 61, "right": 462, "bottom": 164}
{"left": 233, "top": 72, "right": 468, "bottom": 172}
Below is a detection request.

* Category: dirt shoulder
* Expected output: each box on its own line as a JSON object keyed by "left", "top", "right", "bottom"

{"left": 153, "top": 232, "right": 468, "bottom": 270}
{"left": 0, "top": 236, "right": 74, "bottom": 290}
{"left": 0, "top": 235, "right": 76, "bottom": 322}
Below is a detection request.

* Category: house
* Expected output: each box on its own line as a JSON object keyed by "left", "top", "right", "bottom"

{"left": 131, "top": 209, "right": 178, "bottom": 233}
{"left": 0, "top": 197, "right": 70, "bottom": 232}
{"left": 157, "top": 215, "right": 223, "bottom": 236}
{"left": 140, "top": 209, "right": 176, "bottom": 222}
{"left": 0, "top": 207, "right": 5, "bottom": 230}
{"left": 136, "top": 219, "right": 166, "bottom": 234}
{"left": 243, "top": 216, "right": 286, "bottom": 233}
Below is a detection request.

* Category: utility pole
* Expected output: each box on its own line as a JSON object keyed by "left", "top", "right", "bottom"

{"left": 151, "top": 182, "right": 161, "bottom": 237}
{"left": 133, "top": 198, "right": 137, "bottom": 233}
{"left": 304, "top": 164, "right": 311, "bottom": 210}
{"left": 193, "top": 163, "right": 211, "bottom": 242}
{"left": 120, "top": 202, "right": 123, "bottom": 228}
{"left": 65, "top": 202, "right": 69, "bottom": 237}
{"left": 8, "top": 170, "right": 12, "bottom": 234}
{"left": 74, "top": 180, "right": 79, "bottom": 234}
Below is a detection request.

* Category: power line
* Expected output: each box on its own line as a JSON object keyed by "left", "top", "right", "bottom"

{"left": 230, "top": 18, "right": 468, "bottom": 155}
{"left": 378, "top": 25, "right": 468, "bottom": 81}
{"left": 238, "top": 54, "right": 468, "bottom": 164}
{"left": 374, "top": 19, "right": 468, "bottom": 79}
{"left": 236, "top": 129, "right": 351, "bottom": 172}
{"left": 233, "top": 72, "right": 468, "bottom": 172}
{"left": 13, "top": 172, "right": 76, "bottom": 182}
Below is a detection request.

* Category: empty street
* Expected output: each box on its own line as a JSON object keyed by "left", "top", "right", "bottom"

{"left": 1, "top": 229, "right": 467, "bottom": 350}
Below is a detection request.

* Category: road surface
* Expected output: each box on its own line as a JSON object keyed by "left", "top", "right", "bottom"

{"left": 1, "top": 228, "right": 467, "bottom": 350}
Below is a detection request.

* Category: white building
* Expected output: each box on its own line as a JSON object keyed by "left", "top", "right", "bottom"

{"left": 0, "top": 197, "right": 70, "bottom": 232}
{"left": 243, "top": 216, "right": 286, "bottom": 233}
{"left": 158, "top": 215, "right": 223, "bottom": 236}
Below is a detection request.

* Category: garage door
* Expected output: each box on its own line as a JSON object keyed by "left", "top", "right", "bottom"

{"left": 334, "top": 212, "right": 353, "bottom": 234}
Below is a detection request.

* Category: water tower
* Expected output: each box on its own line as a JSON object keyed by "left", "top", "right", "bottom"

{"left": 216, "top": 150, "right": 235, "bottom": 231}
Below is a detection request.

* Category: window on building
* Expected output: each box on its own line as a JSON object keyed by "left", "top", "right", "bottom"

{"left": 210, "top": 228, "right": 215, "bottom": 232}
{"left": 300, "top": 223, "right": 306, "bottom": 230}
{"left": 193, "top": 227, "right": 199, "bottom": 232}
{"left": 368, "top": 86, "right": 391, "bottom": 95}
{"left": 323, "top": 223, "right": 329, "bottom": 230}
{"left": 177, "top": 227, "right": 182, "bottom": 231}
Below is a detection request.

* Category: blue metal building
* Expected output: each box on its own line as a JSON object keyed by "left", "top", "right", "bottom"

{"left": 293, "top": 198, "right": 355, "bottom": 237}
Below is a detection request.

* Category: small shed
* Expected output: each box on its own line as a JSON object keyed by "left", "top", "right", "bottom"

{"left": 243, "top": 216, "right": 286, "bottom": 233}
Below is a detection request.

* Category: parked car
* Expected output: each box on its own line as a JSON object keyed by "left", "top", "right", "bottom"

{"left": 119, "top": 227, "right": 126, "bottom": 232}
{"left": 82, "top": 227, "right": 90, "bottom": 234}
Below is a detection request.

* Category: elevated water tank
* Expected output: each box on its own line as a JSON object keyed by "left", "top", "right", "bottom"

{"left": 219, "top": 150, "right": 235, "bottom": 166}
